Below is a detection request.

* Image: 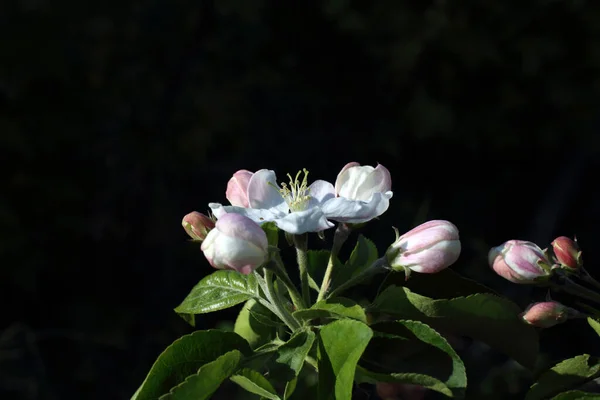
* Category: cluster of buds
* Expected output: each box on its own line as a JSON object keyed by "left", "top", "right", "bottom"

{"left": 488, "top": 235, "right": 583, "bottom": 284}
{"left": 181, "top": 162, "right": 465, "bottom": 279}
{"left": 488, "top": 235, "right": 593, "bottom": 329}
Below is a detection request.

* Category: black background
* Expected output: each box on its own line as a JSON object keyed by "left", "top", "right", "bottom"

{"left": 2, "top": 1, "right": 600, "bottom": 399}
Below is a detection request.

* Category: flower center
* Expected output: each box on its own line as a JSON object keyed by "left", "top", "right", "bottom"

{"left": 279, "top": 169, "right": 311, "bottom": 212}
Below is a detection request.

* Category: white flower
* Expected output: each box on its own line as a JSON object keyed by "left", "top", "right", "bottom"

{"left": 210, "top": 169, "right": 335, "bottom": 235}
{"left": 201, "top": 213, "right": 268, "bottom": 275}
{"left": 320, "top": 162, "right": 393, "bottom": 224}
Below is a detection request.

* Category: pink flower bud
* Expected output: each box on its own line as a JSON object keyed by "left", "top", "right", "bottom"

{"left": 182, "top": 211, "right": 215, "bottom": 241}
{"left": 488, "top": 240, "right": 552, "bottom": 284}
{"left": 201, "top": 213, "right": 268, "bottom": 274}
{"left": 376, "top": 382, "right": 426, "bottom": 400}
{"left": 226, "top": 169, "right": 254, "bottom": 208}
{"left": 520, "top": 301, "right": 569, "bottom": 328}
{"left": 551, "top": 236, "right": 582, "bottom": 270}
{"left": 386, "top": 220, "right": 461, "bottom": 274}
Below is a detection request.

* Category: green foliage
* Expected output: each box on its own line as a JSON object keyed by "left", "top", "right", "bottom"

{"left": 526, "top": 355, "right": 600, "bottom": 400}
{"left": 292, "top": 297, "right": 367, "bottom": 324}
{"left": 158, "top": 350, "right": 243, "bottom": 400}
{"left": 175, "top": 271, "right": 261, "bottom": 324}
{"left": 551, "top": 391, "right": 600, "bottom": 400}
{"left": 305, "top": 250, "right": 338, "bottom": 291}
{"left": 355, "top": 366, "right": 453, "bottom": 397}
{"left": 588, "top": 317, "right": 600, "bottom": 337}
{"left": 230, "top": 368, "right": 281, "bottom": 400}
{"left": 331, "top": 234, "right": 378, "bottom": 289}
{"left": 370, "top": 285, "right": 539, "bottom": 369}
{"left": 317, "top": 319, "right": 373, "bottom": 400}
{"left": 132, "top": 330, "right": 250, "bottom": 399}
{"left": 370, "top": 320, "right": 466, "bottom": 396}
{"left": 262, "top": 222, "right": 280, "bottom": 247}
{"left": 234, "top": 299, "right": 278, "bottom": 349}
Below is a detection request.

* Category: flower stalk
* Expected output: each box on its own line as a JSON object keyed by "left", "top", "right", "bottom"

{"left": 317, "top": 223, "right": 351, "bottom": 302}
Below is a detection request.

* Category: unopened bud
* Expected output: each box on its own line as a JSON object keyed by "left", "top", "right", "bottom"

{"left": 385, "top": 220, "right": 461, "bottom": 276}
{"left": 182, "top": 211, "right": 215, "bottom": 241}
{"left": 551, "top": 236, "right": 582, "bottom": 270}
{"left": 488, "top": 240, "right": 552, "bottom": 284}
{"left": 520, "top": 301, "right": 572, "bottom": 328}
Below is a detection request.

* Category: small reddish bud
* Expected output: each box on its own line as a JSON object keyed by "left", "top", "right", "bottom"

{"left": 551, "top": 236, "right": 582, "bottom": 270}
{"left": 182, "top": 212, "right": 215, "bottom": 241}
{"left": 520, "top": 301, "right": 570, "bottom": 328}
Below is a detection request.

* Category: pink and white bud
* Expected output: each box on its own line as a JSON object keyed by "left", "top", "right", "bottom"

{"left": 520, "top": 301, "right": 570, "bottom": 328}
{"left": 551, "top": 236, "right": 582, "bottom": 270}
{"left": 226, "top": 169, "right": 254, "bottom": 208}
{"left": 334, "top": 162, "right": 392, "bottom": 201}
{"left": 386, "top": 220, "right": 461, "bottom": 274}
{"left": 201, "top": 213, "right": 268, "bottom": 275}
{"left": 376, "top": 382, "right": 426, "bottom": 400}
{"left": 488, "top": 240, "right": 552, "bottom": 284}
{"left": 182, "top": 211, "right": 215, "bottom": 241}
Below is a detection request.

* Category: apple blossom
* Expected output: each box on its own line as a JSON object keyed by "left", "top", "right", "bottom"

{"left": 226, "top": 169, "right": 254, "bottom": 208}
{"left": 321, "top": 162, "right": 393, "bottom": 224}
{"left": 200, "top": 213, "right": 268, "bottom": 275}
{"left": 210, "top": 169, "right": 335, "bottom": 234}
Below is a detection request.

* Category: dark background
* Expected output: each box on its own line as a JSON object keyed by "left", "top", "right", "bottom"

{"left": 2, "top": 1, "right": 600, "bottom": 399}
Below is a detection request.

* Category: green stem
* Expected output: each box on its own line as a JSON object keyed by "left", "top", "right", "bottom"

{"left": 270, "top": 254, "right": 307, "bottom": 310}
{"left": 264, "top": 269, "right": 301, "bottom": 331}
{"left": 551, "top": 277, "right": 600, "bottom": 305}
{"left": 294, "top": 234, "right": 311, "bottom": 307}
{"left": 316, "top": 224, "right": 351, "bottom": 302}
{"left": 327, "top": 257, "right": 388, "bottom": 299}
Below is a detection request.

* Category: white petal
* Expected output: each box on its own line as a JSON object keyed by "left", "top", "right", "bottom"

{"left": 355, "top": 164, "right": 392, "bottom": 201}
{"left": 247, "top": 169, "right": 288, "bottom": 213}
{"left": 307, "top": 179, "right": 335, "bottom": 208}
{"left": 209, "top": 203, "right": 283, "bottom": 224}
{"left": 273, "top": 207, "right": 334, "bottom": 234}
{"left": 321, "top": 191, "right": 393, "bottom": 223}
{"left": 336, "top": 165, "right": 375, "bottom": 199}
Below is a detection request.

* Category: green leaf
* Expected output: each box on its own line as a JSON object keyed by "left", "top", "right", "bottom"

{"left": 234, "top": 299, "right": 277, "bottom": 349}
{"left": 588, "top": 317, "right": 600, "bottom": 337}
{"left": 317, "top": 319, "right": 373, "bottom": 400}
{"left": 370, "top": 286, "right": 539, "bottom": 369}
{"left": 262, "top": 221, "right": 279, "bottom": 247}
{"left": 551, "top": 391, "right": 600, "bottom": 399}
{"left": 331, "top": 235, "right": 378, "bottom": 290}
{"left": 364, "top": 320, "right": 466, "bottom": 397}
{"left": 175, "top": 271, "right": 261, "bottom": 324}
{"left": 293, "top": 297, "right": 367, "bottom": 323}
{"left": 268, "top": 328, "right": 316, "bottom": 383}
{"left": 526, "top": 354, "right": 600, "bottom": 400}
{"left": 132, "top": 330, "right": 250, "bottom": 400}
{"left": 159, "top": 350, "right": 242, "bottom": 400}
{"left": 230, "top": 368, "right": 281, "bottom": 400}
{"left": 355, "top": 365, "right": 453, "bottom": 397}
{"left": 284, "top": 377, "right": 298, "bottom": 400}
{"left": 387, "top": 267, "right": 498, "bottom": 299}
